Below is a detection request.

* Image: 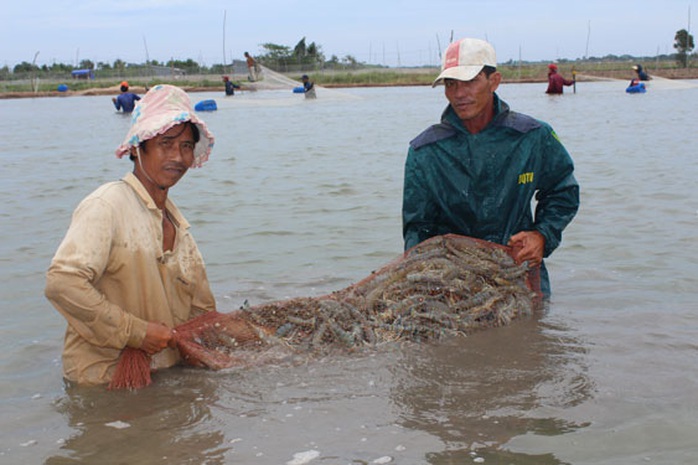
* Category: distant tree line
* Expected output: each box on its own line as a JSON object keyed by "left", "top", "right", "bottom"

{"left": 1, "top": 56, "right": 233, "bottom": 82}
{"left": 254, "top": 37, "right": 364, "bottom": 72}
{"left": 1, "top": 38, "right": 369, "bottom": 81}
{"left": 2, "top": 31, "right": 694, "bottom": 81}
{"left": 501, "top": 29, "right": 695, "bottom": 67}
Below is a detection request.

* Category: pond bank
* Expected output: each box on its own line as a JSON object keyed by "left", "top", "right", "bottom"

{"left": 2, "top": 66, "right": 697, "bottom": 100}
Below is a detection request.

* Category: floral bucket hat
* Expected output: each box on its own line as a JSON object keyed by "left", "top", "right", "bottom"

{"left": 115, "top": 84, "right": 215, "bottom": 167}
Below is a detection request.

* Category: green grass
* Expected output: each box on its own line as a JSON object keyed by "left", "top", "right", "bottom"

{"left": 1, "top": 59, "right": 695, "bottom": 94}
{"left": 298, "top": 59, "right": 696, "bottom": 87}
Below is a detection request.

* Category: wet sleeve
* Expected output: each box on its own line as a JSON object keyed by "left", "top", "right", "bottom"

{"left": 44, "top": 198, "right": 148, "bottom": 349}
{"left": 185, "top": 239, "right": 217, "bottom": 319}
{"left": 534, "top": 130, "right": 580, "bottom": 257}
{"left": 190, "top": 265, "right": 217, "bottom": 319}
{"left": 402, "top": 147, "right": 438, "bottom": 251}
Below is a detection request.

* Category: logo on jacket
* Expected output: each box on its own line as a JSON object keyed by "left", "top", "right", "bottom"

{"left": 518, "top": 172, "right": 534, "bottom": 184}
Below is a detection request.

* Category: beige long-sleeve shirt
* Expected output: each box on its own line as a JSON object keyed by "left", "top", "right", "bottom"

{"left": 45, "top": 172, "right": 216, "bottom": 385}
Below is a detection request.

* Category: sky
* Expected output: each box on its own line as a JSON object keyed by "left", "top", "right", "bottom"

{"left": 2, "top": 0, "right": 694, "bottom": 69}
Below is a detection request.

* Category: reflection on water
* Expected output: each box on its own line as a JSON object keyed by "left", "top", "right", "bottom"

{"left": 390, "top": 312, "right": 592, "bottom": 464}
{"left": 47, "top": 377, "right": 228, "bottom": 465}
{"left": 40, "top": 310, "right": 592, "bottom": 464}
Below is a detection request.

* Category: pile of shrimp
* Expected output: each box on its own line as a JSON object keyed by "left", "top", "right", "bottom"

{"left": 175, "top": 234, "right": 541, "bottom": 370}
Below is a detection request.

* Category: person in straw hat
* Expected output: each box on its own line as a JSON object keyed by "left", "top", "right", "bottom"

{"left": 402, "top": 38, "right": 579, "bottom": 297}
{"left": 46, "top": 85, "right": 217, "bottom": 386}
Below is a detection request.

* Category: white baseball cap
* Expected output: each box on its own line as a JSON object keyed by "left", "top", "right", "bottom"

{"left": 432, "top": 38, "right": 497, "bottom": 87}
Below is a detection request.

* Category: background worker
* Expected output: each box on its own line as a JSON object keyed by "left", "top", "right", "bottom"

{"left": 545, "top": 64, "right": 575, "bottom": 94}
{"left": 244, "top": 52, "right": 258, "bottom": 81}
{"left": 112, "top": 81, "right": 141, "bottom": 113}
{"left": 632, "top": 64, "right": 650, "bottom": 81}
{"left": 45, "top": 85, "right": 217, "bottom": 386}
{"left": 301, "top": 74, "right": 316, "bottom": 99}
{"left": 629, "top": 64, "right": 651, "bottom": 87}
{"left": 402, "top": 38, "right": 580, "bottom": 297}
{"left": 222, "top": 75, "right": 240, "bottom": 96}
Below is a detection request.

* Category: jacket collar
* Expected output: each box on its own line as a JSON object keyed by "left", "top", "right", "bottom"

{"left": 442, "top": 92, "right": 510, "bottom": 133}
{"left": 122, "top": 172, "right": 190, "bottom": 229}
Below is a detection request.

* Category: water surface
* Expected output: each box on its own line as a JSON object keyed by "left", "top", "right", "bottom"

{"left": 1, "top": 80, "right": 697, "bottom": 464}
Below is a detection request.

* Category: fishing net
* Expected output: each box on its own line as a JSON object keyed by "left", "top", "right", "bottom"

{"left": 246, "top": 64, "right": 298, "bottom": 90}
{"left": 109, "top": 234, "right": 541, "bottom": 390}
{"left": 243, "top": 65, "right": 357, "bottom": 100}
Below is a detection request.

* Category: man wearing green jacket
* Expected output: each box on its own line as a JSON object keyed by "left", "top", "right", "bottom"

{"left": 402, "top": 38, "right": 579, "bottom": 296}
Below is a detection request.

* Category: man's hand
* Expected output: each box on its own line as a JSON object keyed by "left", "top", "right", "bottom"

{"left": 507, "top": 231, "right": 545, "bottom": 268}
{"left": 140, "top": 322, "right": 174, "bottom": 355}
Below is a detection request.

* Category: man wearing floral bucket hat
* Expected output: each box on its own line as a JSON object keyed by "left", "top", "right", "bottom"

{"left": 402, "top": 38, "right": 579, "bottom": 297}
{"left": 46, "top": 85, "right": 218, "bottom": 386}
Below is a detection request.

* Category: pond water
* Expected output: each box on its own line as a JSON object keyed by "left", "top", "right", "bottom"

{"left": 1, "top": 78, "right": 697, "bottom": 464}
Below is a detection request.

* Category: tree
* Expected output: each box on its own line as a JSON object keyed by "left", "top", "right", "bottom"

{"left": 306, "top": 41, "right": 324, "bottom": 67}
{"left": 341, "top": 55, "right": 359, "bottom": 69}
{"left": 167, "top": 58, "right": 200, "bottom": 74}
{"left": 258, "top": 43, "right": 293, "bottom": 70}
{"left": 291, "top": 37, "right": 324, "bottom": 69}
{"left": 79, "top": 59, "right": 94, "bottom": 70}
{"left": 13, "top": 61, "right": 39, "bottom": 74}
{"left": 259, "top": 43, "right": 292, "bottom": 61}
{"left": 293, "top": 37, "right": 307, "bottom": 58}
{"left": 673, "top": 28, "right": 695, "bottom": 67}
{"left": 113, "top": 59, "right": 126, "bottom": 75}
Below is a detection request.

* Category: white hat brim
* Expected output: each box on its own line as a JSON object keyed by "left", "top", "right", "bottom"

{"left": 432, "top": 65, "right": 485, "bottom": 87}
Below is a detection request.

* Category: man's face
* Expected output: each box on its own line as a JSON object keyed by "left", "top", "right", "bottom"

{"left": 444, "top": 70, "right": 501, "bottom": 124}
{"left": 139, "top": 123, "right": 196, "bottom": 189}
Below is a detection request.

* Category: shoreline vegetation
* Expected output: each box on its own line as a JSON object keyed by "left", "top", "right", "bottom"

{"left": 2, "top": 61, "right": 697, "bottom": 100}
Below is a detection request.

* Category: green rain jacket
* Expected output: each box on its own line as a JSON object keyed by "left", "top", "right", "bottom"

{"left": 402, "top": 93, "right": 579, "bottom": 293}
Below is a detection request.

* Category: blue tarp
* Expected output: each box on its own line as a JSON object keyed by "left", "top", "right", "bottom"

{"left": 194, "top": 99, "right": 217, "bottom": 111}
{"left": 71, "top": 69, "right": 94, "bottom": 79}
{"left": 626, "top": 83, "right": 646, "bottom": 94}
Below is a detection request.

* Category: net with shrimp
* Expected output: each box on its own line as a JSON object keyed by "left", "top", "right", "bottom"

{"left": 109, "top": 234, "right": 542, "bottom": 389}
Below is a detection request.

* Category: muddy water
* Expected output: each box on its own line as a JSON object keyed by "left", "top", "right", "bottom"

{"left": 1, "top": 80, "right": 697, "bottom": 464}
